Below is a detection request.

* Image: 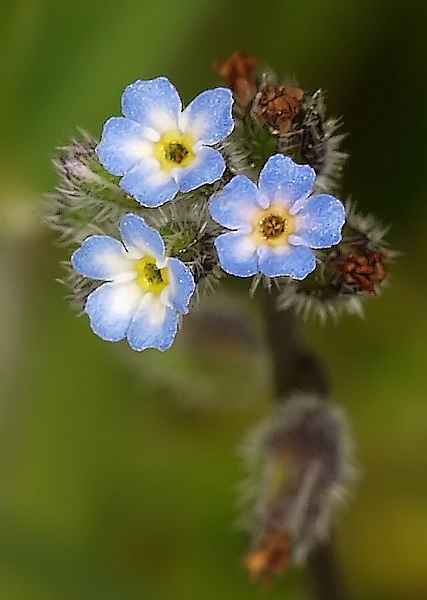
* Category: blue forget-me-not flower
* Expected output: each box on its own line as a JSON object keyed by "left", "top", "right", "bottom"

{"left": 96, "top": 77, "right": 234, "bottom": 208}
{"left": 209, "top": 154, "right": 346, "bottom": 280}
{"left": 71, "top": 213, "right": 195, "bottom": 351}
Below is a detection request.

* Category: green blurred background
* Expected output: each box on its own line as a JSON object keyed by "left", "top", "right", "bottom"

{"left": 1, "top": 1, "right": 426, "bottom": 598}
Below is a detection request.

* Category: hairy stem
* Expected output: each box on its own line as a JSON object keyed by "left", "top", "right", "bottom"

{"left": 262, "top": 287, "right": 346, "bottom": 600}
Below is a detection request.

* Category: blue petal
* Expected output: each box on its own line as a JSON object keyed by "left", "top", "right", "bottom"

{"left": 258, "top": 244, "right": 316, "bottom": 279}
{"left": 121, "top": 77, "right": 181, "bottom": 133}
{"left": 95, "top": 117, "right": 144, "bottom": 176}
{"left": 259, "top": 155, "right": 315, "bottom": 208}
{"left": 209, "top": 176, "right": 261, "bottom": 230}
{"left": 179, "top": 88, "right": 234, "bottom": 144}
{"left": 295, "top": 194, "right": 346, "bottom": 248}
{"left": 85, "top": 281, "right": 141, "bottom": 342}
{"left": 120, "top": 213, "right": 165, "bottom": 259}
{"left": 127, "top": 297, "right": 179, "bottom": 351}
{"left": 166, "top": 258, "right": 195, "bottom": 314}
{"left": 214, "top": 231, "right": 259, "bottom": 277}
{"left": 71, "top": 236, "right": 133, "bottom": 280}
{"left": 119, "top": 159, "right": 178, "bottom": 207}
{"left": 174, "top": 146, "right": 225, "bottom": 192}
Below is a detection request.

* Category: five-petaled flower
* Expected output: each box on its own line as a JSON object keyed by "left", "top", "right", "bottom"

{"left": 96, "top": 77, "right": 234, "bottom": 208}
{"left": 71, "top": 214, "right": 195, "bottom": 351}
{"left": 209, "top": 154, "right": 346, "bottom": 280}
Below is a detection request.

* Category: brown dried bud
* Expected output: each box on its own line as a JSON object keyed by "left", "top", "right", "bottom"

{"left": 332, "top": 249, "right": 388, "bottom": 295}
{"left": 213, "top": 51, "right": 257, "bottom": 107}
{"left": 242, "top": 532, "right": 291, "bottom": 586}
{"left": 251, "top": 83, "right": 304, "bottom": 134}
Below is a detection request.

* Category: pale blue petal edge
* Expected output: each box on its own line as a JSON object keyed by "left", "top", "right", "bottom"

{"left": 166, "top": 258, "right": 195, "bottom": 314}
{"left": 85, "top": 282, "right": 135, "bottom": 342}
{"left": 294, "top": 194, "right": 346, "bottom": 249}
{"left": 259, "top": 154, "right": 315, "bottom": 207}
{"left": 121, "top": 77, "right": 181, "bottom": 128}
{"left": 119, "top": 161, "right": 178, "bottom": 207}
{"left": 214, "top": 231, "right": 259, "bottom": 277}
{"left": 120, "top": 213, "right": 164, "bottom": 259}
{"left": 209, "top": 175, "right": 261, "bottom": 229}
{"left": 174, "top": 146, "right": 225, "bottom": 192}
{"left": 95, "top": 117, "right": 142, "bottom": 176}
{"left": 181, "top": 87, "right": 234, "bottom": 145}
{"left": 127, "top": 304, "right": 179, "bottom": 351}
{"left": 71, "top": 236, "right": 127, "bottom": 280}
{"left": 258, "top": 244, "right": 316, "bottom": 279}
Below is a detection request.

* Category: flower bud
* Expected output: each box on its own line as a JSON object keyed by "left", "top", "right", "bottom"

{"left": 239, "top": 394, "right": 354, "bottom": 583}
{"left": 251, "top": 83, "right": 304, "bottom": 134}
{"left": 213, "top": 51, "right": 258, "bottom": 108}
{"left": 46, "top": 133, "right": 134, "bottom": 247}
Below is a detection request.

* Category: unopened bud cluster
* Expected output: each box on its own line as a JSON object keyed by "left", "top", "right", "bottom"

{"left": 240, "top": 394, "right": 354, "bottom": 583}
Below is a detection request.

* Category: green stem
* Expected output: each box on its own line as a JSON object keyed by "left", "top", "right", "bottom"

{"left": 262, "top": 288, "right": 347, "bottom": 600}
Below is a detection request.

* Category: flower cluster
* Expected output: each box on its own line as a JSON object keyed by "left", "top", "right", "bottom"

{"left": 66, "top": 77, "right": 235, "bottom": 350}
{"left": 46, "top": 60, "right": 390, "bottom": 349}
{"left": 45, "top": 53, "right": 392, "bottom": 588}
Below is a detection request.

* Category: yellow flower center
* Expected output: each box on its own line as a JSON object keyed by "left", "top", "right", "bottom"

{"left": 154, "top": 131, "right": 195, "bottom": 171}
{"left": 135, "top": 256, "right": 169, "bottom": 294}
{"left": 252, "top": 205, "right": 296, "bottom": 247}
